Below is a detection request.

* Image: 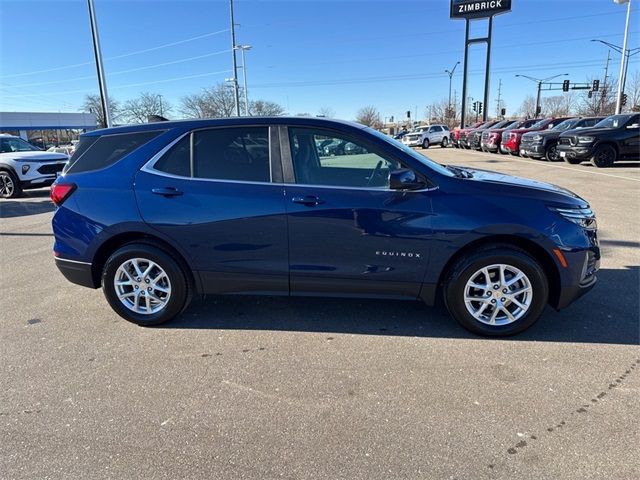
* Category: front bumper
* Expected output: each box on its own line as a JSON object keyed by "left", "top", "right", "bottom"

{"left": 402, "top": 139, "right": 422, "bottom": 147}
{"left": 520, "top": 144, "right": 544, "bottom": 158}
{"left": 556, "top": 144, "right": 595, "bottom": 161}
{"left": 555, "top": 248, "right": 600, "bottom": 309}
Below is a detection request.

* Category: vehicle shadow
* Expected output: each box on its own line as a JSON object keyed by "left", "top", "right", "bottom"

{"left": 166, "top": 266, "right": 640, "bottom": 346}
{"left": 0, "top": 199, "right": 54, "bottom": 218}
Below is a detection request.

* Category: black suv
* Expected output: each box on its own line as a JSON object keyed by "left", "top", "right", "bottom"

{"left": 520, "top": 117, "right": 603, "bottom": 161}
{"left": 557, "top": 113, "right": 640, "bottom": 167}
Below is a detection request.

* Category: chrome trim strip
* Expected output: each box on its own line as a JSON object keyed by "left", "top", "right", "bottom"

{"left": 55, "top": 257, "right": 92, "bottom": 266}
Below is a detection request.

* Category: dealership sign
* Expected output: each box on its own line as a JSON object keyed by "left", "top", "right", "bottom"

{"left": 450, "top": 0, "right": 512, "bottom": 19}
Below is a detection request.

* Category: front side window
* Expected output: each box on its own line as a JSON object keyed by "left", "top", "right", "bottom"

{"left": 154, "top": 127, "right": 270, "bottom": 182}
{"left": 289, "top": 127, "right": 400, "bottom": 188}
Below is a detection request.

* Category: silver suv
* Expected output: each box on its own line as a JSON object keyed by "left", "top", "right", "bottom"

{"left": 0, "top": 134, "right": 68, "bottom": 198}
{"left": 402, "top": 124, "right": 450, "bottom": 149}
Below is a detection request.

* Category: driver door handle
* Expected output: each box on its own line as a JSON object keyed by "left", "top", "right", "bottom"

{"left": 291, "top": 195, "right": 324, "bottom": 206}
{"left": 152, "top": 187, "right": 183, "bottom": 197}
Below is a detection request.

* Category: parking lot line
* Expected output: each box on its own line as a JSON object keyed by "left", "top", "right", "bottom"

{"left": 464, "top": 150, "right": 640, "bottom": 183}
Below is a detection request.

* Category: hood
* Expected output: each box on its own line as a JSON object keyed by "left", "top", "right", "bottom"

{"left": 0, "top": 151, "right": 68, "bottom": 162}
{"left": 560, "top": 126, "right": 614, "bottom": 137}
{"left": 455, "top": 166, "right": 583, "bottom": 202}
{"left": 523, "top": 129, "right": 557, "bottom": 138}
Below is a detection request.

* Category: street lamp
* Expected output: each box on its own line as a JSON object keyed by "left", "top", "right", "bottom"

{"left": 234, "top": 45, "right": 252, "bottom": 116}
{"left": 591, "top": 39, "right": 640, "bottom": 113}
{"left": 612, "top": 0, "right": 633, "bottom": 113}
{"left": 445, "top": 61, "right": 460, "bottom": 123}
{"left": 515, "top": 73, "right": 568, "bottom": 117}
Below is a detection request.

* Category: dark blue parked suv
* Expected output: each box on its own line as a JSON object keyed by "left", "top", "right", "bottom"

{"left": 51, "top": 117, "right": 599, "bottom": 336}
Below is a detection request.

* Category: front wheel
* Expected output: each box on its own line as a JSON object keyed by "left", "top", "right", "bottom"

{"left": 545, "top": 143, "right": 560, "bottom": 162}
{"left": 102, "top": 243, "right": 191, "bottom": 326}
{"left": 0, "top": 170, "right": 22, "bottom": 199}
{"left": 443, "top": 246, "right": 548, "bottom": 336}
{"left": 590, "top": 144, "right": 616, "bottom": 168}
{"left": 441, "top": 137, "right": 449, "bottom": 148}
{"left": 422, "top": 138, "right": 430, "bottom": 149}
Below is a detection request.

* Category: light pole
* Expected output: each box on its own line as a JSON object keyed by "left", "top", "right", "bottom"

{"left": 445, "top": 61, "right": 460, "bottom": 124}
{"left": 86, "top": 0, "right": 111, "bottom": 127}
{"left": 235, "top": 45, "right": 252, "bottom": 116}
{"left": 157, "top": 94, "right": 164, "bottom": 116}
{"left": 515, "top": 73, "right": 568, "bottom": 117}
{"left": 229, "top": 0, "right": 241, "bottom": 116}
{"left": 613, "top": 0, "right": 633, "bottom": 113}
{"left": 591, "top": 39, "right": 640, "bottom": 113}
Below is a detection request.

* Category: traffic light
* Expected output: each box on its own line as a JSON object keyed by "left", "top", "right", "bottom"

{"left": 501, "top": 108, "right": 506, "bottom": 116}
{"left": 562, "top": 80, "right": 570, "bottom": 92}
{"left": 472, "top": 102, "right": 477, "bottom": 112}
{"left": 389, "top": 115, "right": 394, "bottom": 122}
{"left": 621, "top": 93, "right": 628, "bottom": 106}
{"left": 592, "top": 80, "right": 600, "bottom": 92}
{"left": 478, "top": 102, "right": 483, "bottom": 115}
{"left": 406, "top": 110, "right": 411, "bottom": 119}
{"left": 588, "top": 90, "right": 593, "bottom": 98}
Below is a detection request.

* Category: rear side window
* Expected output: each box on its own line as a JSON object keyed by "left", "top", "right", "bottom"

{"left": 65, "top": 131, "right": 161, "bottom": 174}
{"left": 154, "top": 136, "right": 190, "bottom": 177}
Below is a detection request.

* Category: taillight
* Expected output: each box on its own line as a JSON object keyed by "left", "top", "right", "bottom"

{"left": 50, "top": 183, "right": 76, "bottom": 206}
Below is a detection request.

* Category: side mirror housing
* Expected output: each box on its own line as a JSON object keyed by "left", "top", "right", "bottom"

{"left": 389, "top": 168, "right": 425, "bottom": 190}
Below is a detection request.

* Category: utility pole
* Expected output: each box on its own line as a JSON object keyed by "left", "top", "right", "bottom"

{"left": 600, "top": 50, "right": 611, "bottom": 115}
{"left": 87, "top": 0, "right": 111, "bottom": 127}
{"left": 158, "top": 94, "right": 164, "bottom": 116}
{"left": 615, "top": 0, "right": 632, "bottom": 114}
{"left": 445, "top": 61, "right": 460, "bottom": 124}
{"left": 229, "top": 0, "right": 241, "bottom": 116}
{"left": 496, "top": 78, "right": 502, "bottom": 118}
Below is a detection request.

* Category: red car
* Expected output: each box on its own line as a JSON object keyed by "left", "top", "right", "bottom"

{"left": 458, "top": 121, "right": 493, "bottom": 149}
{"left": 501, "top": 117, "right": 572, "bottom": 156}
{"left": 481, "top": 119, "right": 538, "bottom": 153}
{"left": 451, "top": 121, "right": 483, "bottom": 148}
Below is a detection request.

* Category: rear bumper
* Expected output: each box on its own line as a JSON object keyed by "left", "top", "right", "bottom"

{"left": 55, "top": 257, "right": 97, "bottom": 288}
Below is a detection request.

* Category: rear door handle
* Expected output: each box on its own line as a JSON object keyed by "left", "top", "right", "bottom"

{"left": 291, "top": 195, "right": 324, "bottom": 206}
{"left": 152, "top": 187, "right": 183, "bottom": 197}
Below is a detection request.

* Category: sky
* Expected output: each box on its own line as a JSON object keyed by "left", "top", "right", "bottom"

{"left": 0, "top": 0, "right": 638, "bottom": 121}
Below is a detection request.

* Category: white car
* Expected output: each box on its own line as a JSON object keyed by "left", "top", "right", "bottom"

{"left": 0, "top": 134, "right": 69, "bottom": 199}
{"left": 402, "top": 124, "right": 450, "bottom": 149}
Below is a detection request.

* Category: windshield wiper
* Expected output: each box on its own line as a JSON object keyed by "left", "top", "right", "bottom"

{"left": 446, "top": 165, "right": 474, "bottom": 178}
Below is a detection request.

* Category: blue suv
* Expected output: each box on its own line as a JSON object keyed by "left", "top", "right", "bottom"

{"left": 51, "top": 117, "right": 599, "bottom": 336}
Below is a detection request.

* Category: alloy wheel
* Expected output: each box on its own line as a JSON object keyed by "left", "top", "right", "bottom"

{"left": 463, "top": 264, "right": 533, "bottom": 326}
{"left": 0, "top": 172, "right": 15, "bottom": 198}
{"left": 114, "top": 258, "right": 172, "bottom": 315}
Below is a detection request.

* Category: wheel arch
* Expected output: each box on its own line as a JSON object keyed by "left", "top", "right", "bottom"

{"left": 594, "top": 140, "right": 619, "bottom": 155}
{"left": 90, "top": 231, "right": 200, "bottom": 293}
{"left": 436, "top": 234, "right": 561, "bottom": 308}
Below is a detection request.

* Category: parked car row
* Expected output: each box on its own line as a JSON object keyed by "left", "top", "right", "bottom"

{"left": 451, "top": 113, "right": 640, "bottom": 168}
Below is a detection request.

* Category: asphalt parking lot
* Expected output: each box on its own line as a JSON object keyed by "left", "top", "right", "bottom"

{"left": 1, "top": 149, "right": 638, "bottom": 480}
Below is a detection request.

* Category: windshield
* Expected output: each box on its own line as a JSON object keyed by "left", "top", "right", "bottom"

{"left": 529, "top": 119, "right": 549, "bottom": 129}
{"left": 593, "top": 114, "right": 635, "bottom": 129}
{"left": 365, "top": 127, "right": 454, "bottom": 177}
{"left": 0, "top": 137, "right": 40, "bottom": 153}
{"left": 551, "top": 118, "right": 579, "bottom": 131}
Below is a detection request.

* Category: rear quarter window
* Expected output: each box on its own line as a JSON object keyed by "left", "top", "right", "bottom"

{"left": 65, "top": 131, "right": 162, "bottom": 174}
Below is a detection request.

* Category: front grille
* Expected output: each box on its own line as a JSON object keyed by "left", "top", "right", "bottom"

{"left": 520, "top": 136, "right": 535, "bottom": 147}
{"left": 481, "top": 131, "right": 490, "bottom": 141}
{"left": 37, "top": 163, "right": 65, "bottom": 175}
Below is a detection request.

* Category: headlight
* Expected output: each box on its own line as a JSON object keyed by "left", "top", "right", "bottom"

{"left": 577, "top": 136, "right": 595, "bottom": 144}
{"left": 549, "top": 206, "right": 597, "bottom": 230}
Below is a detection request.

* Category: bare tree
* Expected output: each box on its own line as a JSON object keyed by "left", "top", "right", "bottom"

{"left": 317, "top": 106, "right": 335, "bottom": 118}
{"left": 122, "top": 92, "right": 171, "bottom": 123}
{"left": 626, "top": 70, "right": 640, "bottom": 112}
{"left": 355, "top": 106, "right": 382, "bottom": 129}
{"left": 577, "top": 76, "right": 616, "bottom": 116}
{"left": 81, "top": 94, "right": 120, "bottom": 128}
{"left": 180, "top": 83, "right": 242, "bottom": 118}
{"left": 249, "top": 100, "right": 285, "bottom": 116}
{"left": 517, "top": 95, "right": 537, "bottom": 118}
{"left": 541, "top": 95, "right": 571, "bottom": 117}
{"left": 424, "top": 99, "right": 450, "bottom": 125}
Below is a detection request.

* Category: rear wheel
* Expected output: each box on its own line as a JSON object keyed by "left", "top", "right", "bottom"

{"left": 422, "top": 138, "right": 430, "bottom": 149}
{"left": 441, "top": 137, "right": 449, "bottom": 148}
{"left": 102, "top": 243, "right": 190, "bottom": 326}
{"left": 0, "top": 170, "right": 22, "bottom": 199}
{"left": 545, "top": 142, "right": 560, "bottom": 162}
{"left": 443, "top": 246, "right": 548, "bottom": 336}
{"left": 590, "top": 144, "right": 616, "bottom": 168}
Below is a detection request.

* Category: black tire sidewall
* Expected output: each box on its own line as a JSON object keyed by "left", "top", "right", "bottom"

{"left": 444, "top": 249, "right": 548, "bottom": 336}
{"left": 422, "top": 139, "right": 429, "bottom": 149}
{"left": 590, "top": 145, "right": 616, "bottom": 168}
{"left": 545, "top": 143, "right": 558, "bottom": 162}
{"left": 441, "top": 137, "right": 448, "bottom": 148}
{"left": 0, "top": 170, "right": 22, "bottom": 199}
{"left": 102, "top": 244, "right": 189, "bottom": 326}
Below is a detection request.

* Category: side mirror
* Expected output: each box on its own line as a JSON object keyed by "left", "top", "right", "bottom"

{"left": 389, "top": 168, "right": 425, "bottom": 190}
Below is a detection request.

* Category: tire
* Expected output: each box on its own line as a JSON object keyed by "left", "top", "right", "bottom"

{"left": 545, "top": 142, "right": 560, "bottom": 162}
{"left": 563, "top": 156, "right": 583, "bottom": 165}
{"left": 590, "top": 144, "right": 616, "bottom": 168}
{"left": 441, "top": 137, "right": 449, "bottom": 148}
{"left": 0, "top": 170, "right": 22, "bottom": 199}
{"left": 102, "top": 243, "right": 191, "bottom": 326}
{"left": 443, "top": 245, "right": 549, "bottom": 337}
{"left": 422, "top": 138, "right": 430, "bottom": 149}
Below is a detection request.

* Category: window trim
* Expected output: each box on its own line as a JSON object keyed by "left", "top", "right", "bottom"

{"left": 141, "top": 125, "right": 278, "bottom": 184}
{"left": 281, "top": 125, "right": 437, "bottom": 192}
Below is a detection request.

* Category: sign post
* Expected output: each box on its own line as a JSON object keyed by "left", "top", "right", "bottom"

{"left": 451, "top": 0, "right": 512, "bottom": 128}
